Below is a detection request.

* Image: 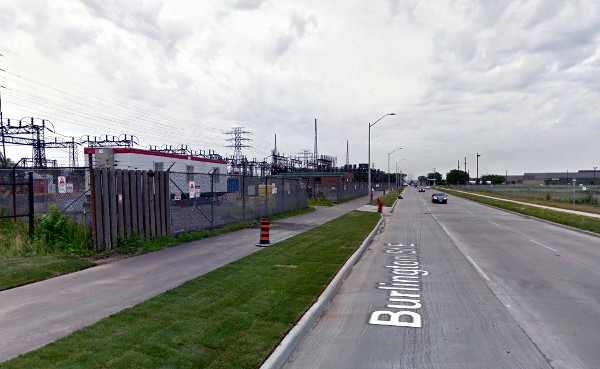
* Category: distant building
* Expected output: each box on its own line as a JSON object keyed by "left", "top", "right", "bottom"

{"left": 507, "top": 170, "right": 598, "bottom": 185}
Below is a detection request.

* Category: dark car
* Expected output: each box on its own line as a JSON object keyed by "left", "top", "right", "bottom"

{"left": 431, "top": 192, "right": 447, "bottom": 203}
{"left": 418, "top": 187, "right": 425, "bottom": 192}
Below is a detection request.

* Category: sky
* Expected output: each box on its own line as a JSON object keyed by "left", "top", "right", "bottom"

{"left": 0, "top": 0, "right": 599, "bottom": 179}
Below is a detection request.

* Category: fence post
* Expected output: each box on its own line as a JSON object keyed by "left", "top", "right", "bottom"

{"left": 28, "top": 172, "right": 34, "bottom": 238}
{"left": 108, "top": 169, "right": 118, "bottom": 249}
{"left": 265, "top": 175, "right": 268, "bottom": 216}
{"left": 123, "top": 170, "right": 131, "bottom": 239}
{"left": 210, "top": 171, "right": 214, "bottom": 228}
{"left": 241, "top": 173, "right": 245, "bottom": 220}
{"left": 164, "top": 171, "right": 172, "bottom": 235}
{"left": 116, "top": 169, "right": 124, "bottom": 239}
{"left": 88, "top": 154, "right": 97, "bottom": 249}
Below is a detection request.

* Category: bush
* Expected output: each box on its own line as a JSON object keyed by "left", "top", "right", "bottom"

{"left": 546, "top": 192, "right": 552, "bottom": 201}
{"left": 36, "top": 203, "right": 93, "bottom": 256}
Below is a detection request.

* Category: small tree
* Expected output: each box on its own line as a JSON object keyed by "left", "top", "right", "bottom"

{"left": 446, "top": 170, "right": 470, "bottom": 185}
{"left": 427, "top": 172, "right": 443, "bottom": 185}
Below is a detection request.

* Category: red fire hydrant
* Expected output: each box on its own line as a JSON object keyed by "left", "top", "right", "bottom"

{"left": 377, "top": 198, "right": 383, "bottom": 213}
{"left": 383, "top": 189, "right": 386, "bottom": 195}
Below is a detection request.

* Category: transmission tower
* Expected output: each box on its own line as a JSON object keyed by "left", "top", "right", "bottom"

{"left": 0, "top": 117, "right": 76, "bottom": 167}
{"left": 225, "top": 127, "right": 252, "bottom": 174}
{"left": 299, "top": 149, "right": 312, "bottom": 170}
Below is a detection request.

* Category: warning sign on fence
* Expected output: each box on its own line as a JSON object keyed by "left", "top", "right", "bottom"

{"left": 58, "top": 176, "right": 67, "bottom": 194}
{"left": 189, "top": 181, "right": 195, "bottom": 199}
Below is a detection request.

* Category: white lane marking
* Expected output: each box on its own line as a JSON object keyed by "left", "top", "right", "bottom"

{"left": 488, "top": 221, "right": 501, "bottom": 227}
{"left": 466, "top": 256, "right": 490, "bottom": 281}
{"left": 466, "top": 210, "right": 473, "bottom": 214}
{"left": 529, "top": 239, "right": 558, "bottom": 252}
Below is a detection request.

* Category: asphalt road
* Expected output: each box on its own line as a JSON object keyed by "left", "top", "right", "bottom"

{"left": 284, "top": 187, "right": 600, "bottom": 369}
{"left": 0, "top": 194, "right": 376, "bottom": 363}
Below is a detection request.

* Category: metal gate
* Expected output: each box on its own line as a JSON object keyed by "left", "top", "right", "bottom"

{"left": 0, "top": 171, "right": 34, "bottom": 237}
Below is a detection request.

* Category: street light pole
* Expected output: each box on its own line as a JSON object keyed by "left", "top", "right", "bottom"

{"left": 387, "top": 147, "right": 402, "bottom": 191}
{"left": 368, "top": 113, "right": 395, "bottom": 201}
{"left": 395, "top": 159, "right": 406, "bottom": 188}
{"left": 476, "top": 153, "right": 481, "bottom": 182}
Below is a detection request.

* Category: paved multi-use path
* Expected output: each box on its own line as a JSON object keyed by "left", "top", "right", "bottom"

{"left": 0, "top": 194, "right": 386, "bottom": 363}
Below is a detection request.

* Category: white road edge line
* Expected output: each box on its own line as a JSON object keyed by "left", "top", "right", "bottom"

{"left": 530, "top": 239, "right": 558, "bottom": 252}
{"left": 489, "top": 221, "right": 501, "bottom": 227}
{"left": 466, "top": 256, "right": 491, "bottom": 282}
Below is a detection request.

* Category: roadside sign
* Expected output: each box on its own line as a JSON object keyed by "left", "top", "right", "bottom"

{"left": 174, "top": 192, "right": 181, "bottom": 200}
{"left": 271, "top": 183, "right": 277, "bottom": 194}
{"left": 58, "top": 176, "right": 66, "bottom": 194}
{"left": 66, "top": 181, "right": 74, "bottom": 193}
{"left": 189, "top": 181, "right": 195, "bottom": 199}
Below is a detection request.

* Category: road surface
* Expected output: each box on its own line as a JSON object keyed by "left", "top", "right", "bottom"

{"left": 285, "top": 186, "right": 600, "bottom": 369}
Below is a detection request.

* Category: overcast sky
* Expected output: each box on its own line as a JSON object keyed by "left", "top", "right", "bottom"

{"left": 1, "top": 0, "right": 599, "bottom": 178}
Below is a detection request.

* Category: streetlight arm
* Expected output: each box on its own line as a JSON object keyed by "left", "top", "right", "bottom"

{"left": 369, "top": 113, "right": 396, "bottom": 128}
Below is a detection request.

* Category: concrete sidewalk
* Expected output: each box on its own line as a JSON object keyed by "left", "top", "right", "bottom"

{"left": 0, "top": 194, "right": 376, "bottom": 363}
{"left": 447, "top": 189, "right": 600, "bottom": 219}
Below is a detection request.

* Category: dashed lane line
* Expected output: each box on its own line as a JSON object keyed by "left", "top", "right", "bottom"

{"left": 529, "top": 239, "right": 559, "bottom": 253}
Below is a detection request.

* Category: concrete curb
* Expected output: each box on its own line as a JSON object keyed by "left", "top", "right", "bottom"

{"left": 259, "top": 214, "right": 386, "bottom": 369}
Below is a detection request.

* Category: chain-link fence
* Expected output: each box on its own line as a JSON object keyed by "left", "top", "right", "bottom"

{"left": 311, "top": 181, "right": 368, "bottom": 201}
{"left": 168, "top": 172, "right": 308, "bottom": 234}
{"left": 449, "top": 184, "right": 600, "bottom": 205}
{"left": 0, "top": 168, "right": 91, "bottom": 226}
{"left": 0, "top": 168, "right": 309, "bottom": 236}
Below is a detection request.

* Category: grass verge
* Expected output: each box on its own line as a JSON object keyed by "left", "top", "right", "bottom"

{"left": 369, "top": 187, "right": 404, "bottom": 207}
{"left": 308, "top": 195, "right": 364, "bottom": 207}
{"left": 0, "top": 256, "right": 95, "bottom": 291}
{"left": 1, "top": 210, "right": 381, "bottom": 369}
{"left": 445, "top": 188, "right": 600, "bottom": 215}
{"left": 442, "top": 188, "right": 600, "bottom": 234}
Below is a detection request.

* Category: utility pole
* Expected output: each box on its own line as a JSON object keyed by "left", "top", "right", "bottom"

{"left": 464, "top": 157, "right": 467, "bottom": 176}
{"left": 476, "top": 153, "right": 481, "bottom": 182}
{"left": 458, "top": 159, "right": 460, "bottom": 171}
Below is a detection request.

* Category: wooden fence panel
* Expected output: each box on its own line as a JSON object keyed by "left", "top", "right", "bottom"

{"left": 91, "top": 169, "right": 171, "bottom": 250}
{"left": 123, "top": 171, "right": 131, "bottom": 239}
{"left": 148, "top": 174, "right": 156, "bottom": 238}
{"left": 108, "top": 169, "right": 118, "bottom": 249}
{"left": 116, "top": 170, "right": 124, "bottom": 239}
{"left": 101, "top": 169, "right": 112, "bottom": 251}
{"left": 137, "top": 171, "right": 145, "bottom": 238}
{"left": 142, "top": 171, "right": 151, "bottom": 239}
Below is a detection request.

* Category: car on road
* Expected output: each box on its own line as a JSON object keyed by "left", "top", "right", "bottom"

{"left": 418, "top": 187, "right": 425, "bottom": 192}
{"left": 431, "top": 192, "right": 447, "bottom": 204}
{"left": 425, "top": 186, "right": 431, "bottom": 189}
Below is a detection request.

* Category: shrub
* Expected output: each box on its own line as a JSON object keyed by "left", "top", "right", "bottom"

{"left": 36, "top": 203, "right": 93, "bottom": 256}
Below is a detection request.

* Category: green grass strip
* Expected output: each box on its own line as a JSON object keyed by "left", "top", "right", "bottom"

{"left": 370, "top": 187, "right": 404, "bottom": 207}
{"left": 1, "top": 210, "right": 380, "bottom": 369}
{"left": 443, "top": 188, "right": 600, "bottom": 234}
{"left": 0, "top": 256, "right": 95, "bottom": 291}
